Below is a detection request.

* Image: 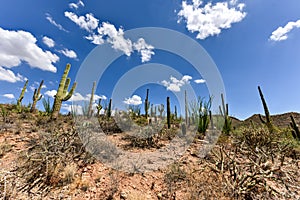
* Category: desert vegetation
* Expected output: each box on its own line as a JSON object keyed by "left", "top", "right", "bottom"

{"left": 0, "top": 63, "right": 299, "bottom": 199}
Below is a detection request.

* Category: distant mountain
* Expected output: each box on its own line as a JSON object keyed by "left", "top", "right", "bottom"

{"left": 230, "top": 112, "right": 300, "bottom": 129}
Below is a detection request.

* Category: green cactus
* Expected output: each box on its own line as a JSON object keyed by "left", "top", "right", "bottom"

{"left": 106, "top": 98, "right": 112, "bottom": 118}
{"left": 51, "top": 64, "right": 77, "bottom": 119}
{"left": 144, "top": 89, "right": 150, "bottom": 119}
{"left": 96, "top": 99, "right": 102, "bottom": 117}
{"left": 219, "top": 93, "right": 231, "bottom": 135}
{"left": 167, "top": 96, "right": 171, "bottom": 129}
{"left": 174, "top": 105, "right": 177, "bottom": 120}
{"left": 87, "top": 81, "right": 96, "bottom": 118}
{"left": 30, "top": 80, "right": 44, "bottom": 113}
{"left": 290, "top": 115, "right": 300, "bottom": 141}
{"left": 158, "top": 104, "right": 164, "bottom": 118}
{"left": 17, "top": 80, "right": 28, "bottom": 110}
{"left": 185, "top": 90, "right": 189, "bottom": 126}
{"left": 258, "top": 86, "right": 275, "bottom": 133}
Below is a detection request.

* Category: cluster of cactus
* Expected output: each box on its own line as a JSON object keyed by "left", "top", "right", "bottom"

{"left": 51, "top": 64, "right": 77, "bottom": 119}
{"left": 197, "top": 96, "right": 212, "bottom": 134}
{"left": 258, "top": 86, "right": 275, "bottom": 133}
{"left": 219, "top": 93, "right": 231, "bottom": 135}
{"left": 290, "top": 115, "right": 300, "bottom": 141}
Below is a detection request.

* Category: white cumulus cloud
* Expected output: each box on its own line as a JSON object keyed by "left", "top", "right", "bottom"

{"left": 178, "top": 0, "right": 246, "bottom": 39}
{"left": 161, "top": 75, "right": 192, "bottom": 92}
{"left": 42, "top": 36, "right": 55, "bottom": 48}
{"left": 269, "top": 19, "right": 300, "bottom": 41}
{"left": 64, "top": 12, "right": 99, "bottom": 32}
{"left": 45, "top": 90, "right": 57, "bottom": 98}
{"left": 0, "top": 27, "right": 59, "bottom": 74}
{"left": 3, "top": 94, "right": 15, "bottom": 99}
{"left": 86, "top": 22, "right": 155, "bottom": 62}
{"left": 194, "top": 79, "right": 206, "bottom": 84}
{"left": 0, "top": 67, "right": 25, "bottom": 83}
{"left": 45, "top": 13, "right": 69, "bottom": 32}
{"left": 58, "top": 48, "right": 77, "bottom": 59}
{"left": 133, "top": 38, "right": 155, "bottom": 63}
{"left": 69, "top": 0, "right": 85, "bottom": 9}
{"left": 123, "top": 95, "right": 142, "bottom": 105}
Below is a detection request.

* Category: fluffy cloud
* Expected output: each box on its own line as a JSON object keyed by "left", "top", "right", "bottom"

{"left": 64, "top": 12, "right": 99, "bottom": 32}
{"left": 161, "top": 75, "right": 192, "bottom": 92}
{"left": 86, "top": 22, "right": 155, "bottom": 62}
{"left": 42, "top": 36, "right": 55, "bottom": 48}
{"left": 123, "top": 95, "right": 142, "bottom": 105}
{"left": 45, "top": 13, "right": 69, "bottom": 32}
{"left": 66, "top": 12, "right": 155, "bottom": 62}
{"left": 269, "top": 19, "right": 300, "bottom": 41}
{"left": 69, "top": 0, "right": 85, "bottom": 9}
{"left": 133, "top": 38, "right": 155, "bottom": 63}
{"left": 194, "top": 79, "right": 206, "bottom": 84}
{"left": 45, "top": 90, "right": 57, "bottom": 98}
{"left": 61, "top": 103, "right": 83, "bottom": 115}
{"left": 0, "top": 27, "right": 59, "bottom": 74}
{"left": 58, "top": 48, "right": 77, "bottom": 59}
{"left": 0, "top": 67, "right": 25, "bottom": 83}
{"left": 68, "top": 92, "right": 107, "bottom": 102}
{"left": 178, "top": 0, "right": 246, "bottom": 39}
{"left": 3, "top": 94, "right": 15, "bottom": 99}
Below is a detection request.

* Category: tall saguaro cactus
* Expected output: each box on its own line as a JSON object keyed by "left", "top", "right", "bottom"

{"left": 51, "top": 64, "right": 77, "bottom": 119}
{"left": 87, "top": 81, "right": 96, "bottom": 118}
{"left": 185, "top": 90, "right": 189, "bottom": 126}
{"left": 17, "top": 80, "right": 28, "bottom": 109}
{"left": 258, "top": 86, "right": 274, "bottom": 133}
{"left": 167, "top": 97, "right": 171, "bottom": 129}
{"left": 106, "top": 98, "right": 112, "bottom": 118}
{"left": 31, "top": 80, "right": 44, "bottom": 113}
{"left": 144, "top": 89, "right": 150, "bottom": 119}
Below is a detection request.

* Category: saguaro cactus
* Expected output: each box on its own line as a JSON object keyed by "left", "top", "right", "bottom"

{"left": 185, "top": 90, "right": 189, "bottom": 126}
{"left": 258, "top": 86, "right": 274, "bottom": 133}
{"left": 17, "top": 80, "right": 28, "bottom": 108}
{"left": 87, "top": 81, "right": 96, "bottom": 118}
{"left": 96, "top": 99, "right": 102, "bottom": 117}
{"left": 174, "top": 105, "right": 177, "bottom": 120}
{"left": 158, "top": 104, "right": 164, "bottom": 118}
{"left": 167, "top": 97, "right": 171, "bottom": 129}
{"left": 219, "top": 93, "right": 231, "bottom": 135}
{"left": 31, "top": 80, "right": 44, "bottom": 113}
{"left": 144, "top": 89, "right": 150, "bottom": 119}
{"left": 290, "top": 115, "right": 300, "bottom": 141}
{"left": 51, "top": 64, "right": 77, "bottom": 119}
{"left": 106, "top": 98, "right": 112, "bottom": 118}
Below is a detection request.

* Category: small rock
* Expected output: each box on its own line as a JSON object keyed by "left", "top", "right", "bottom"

{"left": 120, "top": 191, "right": 127, "bottom": 199}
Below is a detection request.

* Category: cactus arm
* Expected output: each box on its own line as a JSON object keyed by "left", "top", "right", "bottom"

{"left": 62, "top": 82, "right": 77, "bottom": 101}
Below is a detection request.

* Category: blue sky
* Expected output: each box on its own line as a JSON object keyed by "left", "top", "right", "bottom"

{"left": 0, "top": 0, "right": 299, "bottom": 119}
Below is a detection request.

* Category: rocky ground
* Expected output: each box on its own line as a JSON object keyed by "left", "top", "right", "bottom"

{"left": 0, "top": 105, "right": 300, "bottom": 199}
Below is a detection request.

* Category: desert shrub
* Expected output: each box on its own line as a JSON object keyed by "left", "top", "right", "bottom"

{"left": 205, "top": 126, "right": 299, "bottom": 199}
{"left": 17, "top": 128, "right": 94, "bottom": 194}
